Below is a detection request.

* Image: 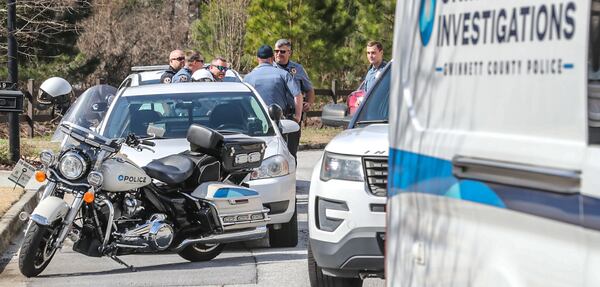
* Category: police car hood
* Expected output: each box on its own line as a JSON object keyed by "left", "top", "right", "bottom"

{"left": 121, "top": 136, "right": 282, "bottom": 168}
{"left": 325, "top": 124, "right": 389, "bottom": 156}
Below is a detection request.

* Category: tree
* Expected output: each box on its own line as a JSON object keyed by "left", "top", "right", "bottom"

{"left": 76, "top": 0, "right": 196, "bottom": 85}
{"left": 244, "top": 0, "right": 395, "bottom": 88}
{"left": 0, "top": 0, "right": 92, "bottom": 83}
{"left": 191, "top": 0, "right": 251, "bottom": 72}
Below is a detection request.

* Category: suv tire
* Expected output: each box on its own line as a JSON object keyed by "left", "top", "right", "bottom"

{"left": 307, "top": 242, "right": 363, "bottom": 287}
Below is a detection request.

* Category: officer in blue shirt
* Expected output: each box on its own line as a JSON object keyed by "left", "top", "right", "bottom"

{"left": 244, "top": 45, "right": 303, "bottom": 161}
{"left": 363, "top": 41, "right": 387, "bottom": 92}
{"left": 273, "top": 39, "right": 315, "bottom": 114}
{"left": 172, "top": 50, "right": 204, "bottom": 83}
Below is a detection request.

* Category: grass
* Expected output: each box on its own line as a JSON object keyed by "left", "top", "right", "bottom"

{"left": 300, "top": 126, "right": 344, "bottom": 145}
{"left": 0, "top": 135, "right": 60, "bottom": 168}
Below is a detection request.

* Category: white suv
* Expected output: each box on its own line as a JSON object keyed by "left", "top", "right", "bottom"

{"left": 307, "top": 62, "right": 390, "bottom": 286}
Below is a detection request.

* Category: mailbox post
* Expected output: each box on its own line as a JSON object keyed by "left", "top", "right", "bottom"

{"left": 6, "top": 0, "right": 20, "bottom": 163}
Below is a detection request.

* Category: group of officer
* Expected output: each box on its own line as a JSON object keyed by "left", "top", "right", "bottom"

{"left": 158, "top": 39, "right": 387, "bottom": 163}
{"left": 159, "top": 39, "right": 315, "bottom": 162}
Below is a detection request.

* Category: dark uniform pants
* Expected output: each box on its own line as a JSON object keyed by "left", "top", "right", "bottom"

{"left": 285, "top": 114, "right": 300, "bottom": 165}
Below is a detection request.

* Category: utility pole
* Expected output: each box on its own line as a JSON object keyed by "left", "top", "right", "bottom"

{"left": 7, "top": 0, "right": 20, "bottom": 163}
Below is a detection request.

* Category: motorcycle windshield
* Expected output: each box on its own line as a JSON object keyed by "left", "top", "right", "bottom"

{"left": 52, "top": 84, "right": 117, "bottom": 142}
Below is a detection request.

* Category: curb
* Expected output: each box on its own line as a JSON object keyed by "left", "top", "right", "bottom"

{"left": 0, "top": 190, "right": 39, "bottom": 255}
{"left": 298, "top": 143, "right": 326, "bottom": 151}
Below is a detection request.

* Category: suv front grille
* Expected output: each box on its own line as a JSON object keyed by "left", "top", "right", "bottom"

{"left": 363, "top": 157, "right": 388, "bottom": 197}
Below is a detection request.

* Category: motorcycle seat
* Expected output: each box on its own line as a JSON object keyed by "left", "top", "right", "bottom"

{"left": 143, "top": 154, "right": 194, "bottom": 185}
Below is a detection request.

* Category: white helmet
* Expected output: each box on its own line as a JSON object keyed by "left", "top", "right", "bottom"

{"left": 191, "top": 69, "right": 215, "bottom": 82}
{"left": 37, "top": 77, "right": 72, "bottom": 109}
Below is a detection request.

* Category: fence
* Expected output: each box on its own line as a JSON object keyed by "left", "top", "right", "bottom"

{"left": 0, "top": 79, "right": 354, "bottom": 137}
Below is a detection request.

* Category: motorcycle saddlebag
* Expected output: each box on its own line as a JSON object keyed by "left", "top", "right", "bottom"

{"left": 220, "top": 135, "right": 266, "bottom": 172}
{"left": 191, "top": 182, "right": 270, "bottom": 231}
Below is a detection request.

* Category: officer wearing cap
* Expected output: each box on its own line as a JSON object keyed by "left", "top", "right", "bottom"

{"left": 160, "top": 49, "right": 185, "bottom": 84}
{"left": 172, "top": 50, "right": 204, "bottom": 83}
{"left": 244, "top": 44, "right": 303, "bottom": 160}
{"left": 273, "top": 39, "right": 315, "bottom": 114}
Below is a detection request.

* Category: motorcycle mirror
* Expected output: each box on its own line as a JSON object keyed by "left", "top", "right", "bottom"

{"left": 91, "top": 102, "right": 108, "bottom": 112}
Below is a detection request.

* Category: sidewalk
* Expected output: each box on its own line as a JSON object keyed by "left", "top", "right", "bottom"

{"left": 0, "top": 171, "right": 42, "bottom": 255}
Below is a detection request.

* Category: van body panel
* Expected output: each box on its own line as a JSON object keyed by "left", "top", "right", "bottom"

{"left": 388, "top": 0, "right": 593, "bottom": 286}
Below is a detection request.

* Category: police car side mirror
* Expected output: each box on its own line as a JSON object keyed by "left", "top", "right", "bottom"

{"left": 268, "top": 104, "right": 283, "bottom": 123}
{"left": 280, "top": 119, "right": 299, "bottom": 134}
{"left": 91, "top": 102, "right": 107, "bottom": 112}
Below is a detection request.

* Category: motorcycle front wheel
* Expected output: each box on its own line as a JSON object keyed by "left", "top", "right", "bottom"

{"left": 18, "top": 222, "right": 60, "bottom": 277}
{"left": 178, "top": 243, "right": 225, "bottom": 262}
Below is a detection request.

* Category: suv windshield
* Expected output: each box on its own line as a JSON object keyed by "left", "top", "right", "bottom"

{"left": 353, "top": 64, "right": 390, "bottom": 127}
{"left": 102, "top": 91, "right": 274, "bottom": 139}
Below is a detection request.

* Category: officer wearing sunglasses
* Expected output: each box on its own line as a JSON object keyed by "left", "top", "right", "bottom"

{"left": 172, "top": 50, "right": 204, "bottom": 83}
{"left": 192, "top": 57, "right": 229, "bottom": 82}
{"left": 160, "top": 49, "right": 185, "bottom": 84}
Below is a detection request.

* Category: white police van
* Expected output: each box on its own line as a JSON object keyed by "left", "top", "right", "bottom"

{"left": 387, "top": 0, "right": 600, "bottom": 286}
{"left": 307, "top": 62, "right": 390, "bottom": 286}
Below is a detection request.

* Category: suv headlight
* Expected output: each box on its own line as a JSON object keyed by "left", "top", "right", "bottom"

{"left": 320, "top": 152, "right": 364, "bottom": 182}
{"left": 59, "top": 152, "right": 87, "bottom": 180}
{"left": 250, "top": 155, "right": 289, "bottom": 180}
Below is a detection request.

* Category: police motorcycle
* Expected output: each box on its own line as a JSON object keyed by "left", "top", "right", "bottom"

{"left": 18, "top": 80, "right": 270, "bottom": 277}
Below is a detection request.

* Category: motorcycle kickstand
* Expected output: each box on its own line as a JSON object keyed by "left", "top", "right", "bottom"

{"left": 109, "top": 255, "right": 137, "bottom": 272}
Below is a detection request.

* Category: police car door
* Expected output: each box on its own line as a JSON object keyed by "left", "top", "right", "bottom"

{"left": 388, "top": 1, "right": 587, "bottom": 286}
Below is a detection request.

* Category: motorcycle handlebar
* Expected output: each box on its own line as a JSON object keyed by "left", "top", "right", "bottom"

{"left": 140, "top": 140, "right": 156, "bottom": 147}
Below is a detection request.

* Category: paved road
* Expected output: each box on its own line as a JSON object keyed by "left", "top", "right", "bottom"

{"left": 0, "top": 150, "right": 384, "bottom": 286}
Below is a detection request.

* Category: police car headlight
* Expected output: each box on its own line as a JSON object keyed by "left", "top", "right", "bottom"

{"left": 59, "top": 152, "right": 87, "bottom": 180}
{"left": 320, "top": 152, "right": 364, "bottom": 182}
{"left": 250, "top": 155, "right": 289, "bottom": 180}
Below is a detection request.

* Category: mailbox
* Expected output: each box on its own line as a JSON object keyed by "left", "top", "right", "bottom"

{"left": 0, "top": 90, "right": 24, "bottom": 113}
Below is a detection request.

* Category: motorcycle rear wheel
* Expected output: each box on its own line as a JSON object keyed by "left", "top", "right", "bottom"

{"left": 178, "top": 243, "right": 225, "bottom": 262}
{"left": 19, "top": 222, "right": 59, "bottom": 277}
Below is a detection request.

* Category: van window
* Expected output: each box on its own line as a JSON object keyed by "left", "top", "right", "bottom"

{"left": 589, "top": 1, "right": 600, "bottom": 143}
{"left": 354, "top": 67, "right": 391, "bottom": 127}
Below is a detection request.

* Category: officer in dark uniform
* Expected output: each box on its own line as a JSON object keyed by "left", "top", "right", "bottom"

{"left": 160, "top": 49, "right": 185, "bottom": 84}
{"left": 244, "top": 45, "right": 303, "bottom": 161}
{"left": 172, "top": 51, "right": 204, "bottom": 83}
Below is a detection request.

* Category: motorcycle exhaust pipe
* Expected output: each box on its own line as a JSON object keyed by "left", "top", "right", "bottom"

{"left": 172, "top": 226, "right": 267, "bottom": 252}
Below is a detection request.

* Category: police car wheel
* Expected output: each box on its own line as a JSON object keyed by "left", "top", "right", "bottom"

{"left": 307, "top": 242, "right": 363, "bottom": 287}
{"left": 268, "top": 204, "right": 298, "bottom": 248}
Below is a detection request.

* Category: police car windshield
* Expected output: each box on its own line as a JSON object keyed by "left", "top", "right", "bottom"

{"left": 354, "top": 64, "right": 390, "bottom": 127}
{"left": 102, "top": 92, "right": 275, "bottom": 139}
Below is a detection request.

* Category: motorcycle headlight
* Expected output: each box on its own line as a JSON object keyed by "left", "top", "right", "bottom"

{"left": 320, "top": 152, "right": 364, "bottom": 182}
{"left": 59, "top": 152, "right": 87, "bottom": 180}
{"left": 250, "top": 155, "right": 289, "bottom": 180}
